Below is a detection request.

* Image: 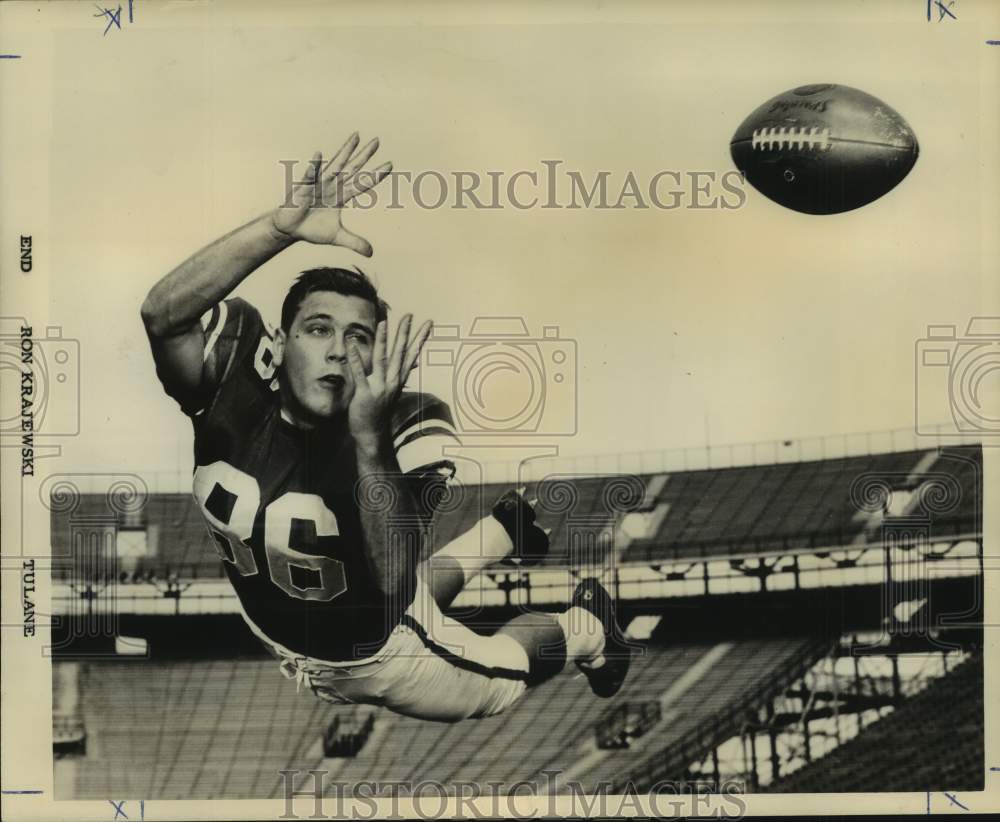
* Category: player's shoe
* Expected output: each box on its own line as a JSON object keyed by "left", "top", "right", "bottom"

{"left": 492, "top": 489, "right": 550, "bottom": 567}
{"left": 571, "top": 578, "right": 631, "bottom": 698}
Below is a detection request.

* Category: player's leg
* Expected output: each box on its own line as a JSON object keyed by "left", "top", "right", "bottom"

{"left": 299, "top": 578, "right": 534, "bottom": 721}
{"left": 416, "top": 515, "right": 510, "bottom": 610}
{"left": 293, "top": 576, "right": 633, "bottom": 721}
{"left": 407, "top": 577, "right": 631, "bottom": 719}
{"left": 496, "top": 577, "right": 633, "bottom": 699}
{"left": 418, "top": 490, "right": 548, "bottom": 609}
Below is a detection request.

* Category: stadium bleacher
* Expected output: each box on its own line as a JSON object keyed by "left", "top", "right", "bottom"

{"left": 57, "top": 659, "right": 336, "bottom": 799}
{"left": 55, "top": 637, "right": 821, "bottom": 798}
{"left": 50, "top": 445, "right": 981, "bottom": 580}
{"left": 763, "top": 651, "right": 984, "bottom": 793}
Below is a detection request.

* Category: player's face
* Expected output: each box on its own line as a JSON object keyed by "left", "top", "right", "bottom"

{"left": 274, "top": 290, "right": 377, "bottom": 425}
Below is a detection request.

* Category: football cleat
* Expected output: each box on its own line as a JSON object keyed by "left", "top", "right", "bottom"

{"left": 571, "top": 578, "right": 631, "bottom": 698}
{"left": 492, "top": 489, "right": 550, "bottom": 567}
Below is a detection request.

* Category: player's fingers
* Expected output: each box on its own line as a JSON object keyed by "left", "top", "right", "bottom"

{"left": 281, "top": 152, "right": 321, "bottom": 219}
{"left": 346, "top": 340, "right": 370, "bottom": 390}
{"left": 325, "top": 132, "right": 360, "bottom": 177}
{"left": 373, "top": 320, "right": 388, "bottom": 383}
{"left": 341, "top": 137, "right": 380, "bottom": 179}
{"left": 387, "top": 314, "right": 412, "bottom": 386}
{"left": 401, "top": 319, "right": 433, "bottom": 378}
{"left": 302, "top": 151, "right": 322, "bottom": 185}
{"left": 332, "top": 227, "right": 373, "bottom": 257}
{"left": 342, "top": 162, "right": 393, "bottom": 202}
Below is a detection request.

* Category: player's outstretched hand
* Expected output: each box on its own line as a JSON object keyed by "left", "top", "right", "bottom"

{"left": 271, "top": 132, "right": 392, "bottom": 256}
{"left": 346, "top": 314, "right": 433, "bottom": 453}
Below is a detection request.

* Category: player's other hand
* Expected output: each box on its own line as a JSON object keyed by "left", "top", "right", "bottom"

{"left": 346, "top": 314, "right": 432, "bottom": 454}
{"left": 271, "top": 132, "right": 392, "bottom": 256}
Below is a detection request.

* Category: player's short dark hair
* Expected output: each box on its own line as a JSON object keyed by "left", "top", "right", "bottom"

{"left": 281, "top": 267, "right": 389, "bottom": 331}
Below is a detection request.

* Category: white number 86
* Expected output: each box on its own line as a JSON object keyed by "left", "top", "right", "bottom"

{"left": 193, "top": 461, "right": 347, "bottom": 602}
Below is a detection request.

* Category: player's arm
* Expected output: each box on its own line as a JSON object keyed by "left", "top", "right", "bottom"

{"left": 347, "top": 317, "right": 434, "bottom": 604}
{"left": 140, "top": 216, "right": 295, "bottom": 406}
{"left": 140, "top": 133, "right": 391, "bottom": 407}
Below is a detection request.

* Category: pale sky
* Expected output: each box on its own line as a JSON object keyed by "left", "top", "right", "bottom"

{"left": 3, "top": 1, "right": 998, "bottom": 487}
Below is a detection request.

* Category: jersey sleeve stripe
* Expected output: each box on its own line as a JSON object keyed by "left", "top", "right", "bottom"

{"left": 396, "top": 434, "right": 459, "bottom": 474}
{"left": 393, "top": 418, "right": 458, "bottom": 450}
{"left": 202, "top": 299, "right": 229, "bottom": 363}
{"left": 199, "top": 305, "right": 218, "bottom": 331}
{"left": 395, "top": 425, "right": 459, "bottom": 452}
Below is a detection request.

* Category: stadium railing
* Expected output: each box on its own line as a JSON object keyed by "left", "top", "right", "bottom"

{"left": 615, "top": 635, "right": 837, "bottom": 792}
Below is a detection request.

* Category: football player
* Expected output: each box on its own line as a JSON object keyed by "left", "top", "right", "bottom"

{"left": 141, "top": 132, "right": 631, "bottom": 721}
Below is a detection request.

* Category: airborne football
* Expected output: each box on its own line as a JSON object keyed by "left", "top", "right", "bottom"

{"left": 730, "top": 83, "right": 919, "bottom": 214}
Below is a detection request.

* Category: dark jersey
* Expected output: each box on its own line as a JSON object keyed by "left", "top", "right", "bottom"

{"left": 186, "top": 298, "right": 459, "bottom": 662}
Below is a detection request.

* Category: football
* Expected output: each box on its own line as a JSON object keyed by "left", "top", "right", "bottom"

{"left": 730, "top": 83, "right": 919, "bottom": 215}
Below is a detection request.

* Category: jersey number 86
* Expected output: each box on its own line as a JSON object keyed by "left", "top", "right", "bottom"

{"left": 193, "top": 461, "right": 347, "bottom": 602}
